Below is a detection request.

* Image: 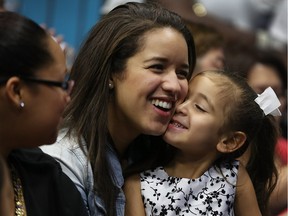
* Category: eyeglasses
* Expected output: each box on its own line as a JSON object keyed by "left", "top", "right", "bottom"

{"left": 0, "top": 74, "right": 74, "bottom": 92}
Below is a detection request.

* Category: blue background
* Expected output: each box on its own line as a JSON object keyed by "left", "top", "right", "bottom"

{"left": 9, "top": 0, "right": 103, "bottom": 52}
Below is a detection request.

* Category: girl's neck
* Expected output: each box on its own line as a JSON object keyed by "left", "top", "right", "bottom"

{"left": 164, "top": 154, "right": 215, "bottom": 179}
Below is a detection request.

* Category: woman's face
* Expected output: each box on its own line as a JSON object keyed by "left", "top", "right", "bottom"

{"left": 110, "top": 27, "right": 190, "bottom": 141}
{"left": 19, "top": 36, "right": 71, "bottom": 146}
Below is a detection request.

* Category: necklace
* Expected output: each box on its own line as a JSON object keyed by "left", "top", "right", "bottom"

{"left": 10, "top": 165, "right": 27, "bottom": 216}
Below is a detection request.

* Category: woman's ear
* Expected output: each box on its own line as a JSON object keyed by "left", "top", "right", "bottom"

{"left": 108, "top": 76, "right": 115, "bottom": 90}
{"left": 216, "top": 131, "right": 247, "bottom": 153}
{"left": 5, "top": 77, "right": 23, "bottom": 107}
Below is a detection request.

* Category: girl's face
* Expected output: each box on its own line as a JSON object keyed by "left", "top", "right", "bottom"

{"left": 110, "top": 27, "right": 190, "bottom": 140}
{"left": 163, "top": 75, "right": 226, "bottom": 159}
{"left": 18, "top": 36, "right": 71, "bottom": 146}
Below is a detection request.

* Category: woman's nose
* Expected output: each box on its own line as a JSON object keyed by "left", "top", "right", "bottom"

{"left": 162, "top": 72, "right": 182, "bottom": 94}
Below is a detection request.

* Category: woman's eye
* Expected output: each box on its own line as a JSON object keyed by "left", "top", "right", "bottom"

{"left": 195, "top": 104, "right": 206, "bottom": 112}
{"left": 177, "top": 70, "right": 189, "bottom": 79}
{"left": 150, "top": 64, "right": 164, "bottom": 71}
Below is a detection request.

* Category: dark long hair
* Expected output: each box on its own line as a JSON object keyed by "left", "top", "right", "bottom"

{"left": 0, "top": 12, "right": 53, "bottom": 79}
{"left": 63, "top": 2, "right": 196, "bottom": 215}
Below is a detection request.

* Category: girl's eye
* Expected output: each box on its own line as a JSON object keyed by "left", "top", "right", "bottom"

{"left": 195, "top": 104, "right": 206, "bottom": 112}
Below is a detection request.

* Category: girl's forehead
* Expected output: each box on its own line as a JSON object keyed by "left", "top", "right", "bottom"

{"left": 188, "top": 74, "right": 231, "bottom": 102}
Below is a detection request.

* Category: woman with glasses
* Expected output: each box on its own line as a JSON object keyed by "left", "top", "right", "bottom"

{"left": 41, "top": 2, "right": 196, "bottom": 216}
{"left": 0, "top": 11, "right": 88, "bottom": 216}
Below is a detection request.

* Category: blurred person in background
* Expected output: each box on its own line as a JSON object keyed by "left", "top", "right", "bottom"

{"left": 194, "top": 0, "right": 287, "bottom": 52}
{"left": 186, "top": 22, "right": 225, "bottom": 75}
{"left": 157, "top": 0, "right": 287, "bottom": 60}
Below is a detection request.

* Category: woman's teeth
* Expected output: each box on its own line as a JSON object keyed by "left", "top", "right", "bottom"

{"left": 151, "top": 99, "right": 172, "bottom": 110}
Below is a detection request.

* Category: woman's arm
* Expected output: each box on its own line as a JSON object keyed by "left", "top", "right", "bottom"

{"left": 123, "top": 174, "right": 146, "bottom": 216}
{"left": 234, "top": 163, "right": 262, "bottom": 216}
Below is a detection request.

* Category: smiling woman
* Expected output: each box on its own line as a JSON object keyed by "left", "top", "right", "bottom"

{"left": 0, "top": 11, "right": 87, "bottom": 216}
{"left": 40, "top": 2, "right": 196, "bottom": 216}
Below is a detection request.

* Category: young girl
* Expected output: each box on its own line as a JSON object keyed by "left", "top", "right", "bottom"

{"left": 124, "top": 70, "right": 280, "bottom": 216}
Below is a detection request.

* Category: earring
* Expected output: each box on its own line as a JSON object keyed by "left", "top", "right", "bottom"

{"left": 109, "top": 83, "right": 114, "bottom": 89}
{"left": 19, "top": 101, "right": 25, "bottom": 108}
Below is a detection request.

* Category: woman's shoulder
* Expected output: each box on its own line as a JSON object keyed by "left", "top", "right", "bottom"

{"left": 40, "top": 129, "right": 93, "bottom": 190}
{"left": 9, "top": 147, "right": 66, "bottom": 186}
{"left": 9, "top": 148, "right": 89, "bottom": 216}
{"left": 40, "top": 128, "right": 88, "bottom": 164}
{"left": 9, "top": 147, "right": 60, "bottom": 168}
{"left": 41, "top": 128, "right": 83, "bottom": 150}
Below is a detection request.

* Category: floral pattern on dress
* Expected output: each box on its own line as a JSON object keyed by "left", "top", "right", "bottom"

{"left": 140, "top": 160, "right": 239, "bottom": 216}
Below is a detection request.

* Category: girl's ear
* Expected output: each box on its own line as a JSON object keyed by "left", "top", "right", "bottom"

{"left": 216, "top": 131, "right": 247, "bottom": 153}
{"left": 5, "top": 77, "right": 23, "bottom": 107}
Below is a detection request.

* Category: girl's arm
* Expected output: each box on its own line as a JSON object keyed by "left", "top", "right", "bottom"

{"left": 234, "top": 163, "right": 262, "bottom": 216}
{"left": 123, "top": 174, "right": 146, "bottom": 216}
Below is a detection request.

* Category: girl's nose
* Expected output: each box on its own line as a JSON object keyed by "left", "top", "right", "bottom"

{"left": 175, "top": 99, "right": 189, "bottom": 115}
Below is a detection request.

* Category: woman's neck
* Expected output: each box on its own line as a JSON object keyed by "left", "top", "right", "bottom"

{"left": 108, "top": 109, "right": 140, "bottom": 157}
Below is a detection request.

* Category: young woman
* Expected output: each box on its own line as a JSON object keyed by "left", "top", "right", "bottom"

{"left": 0, "top": 12, "right": 87, "bottom": 216}
{"left": 40, "top": 2, "right": 196, "bottom": 216}
{"left": 124, "top": 70, "right": 279, "bottom": 216}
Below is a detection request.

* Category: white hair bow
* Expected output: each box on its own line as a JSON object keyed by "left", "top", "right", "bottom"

{"left": 254, "top": 87, "right": 282, "bottom": 116}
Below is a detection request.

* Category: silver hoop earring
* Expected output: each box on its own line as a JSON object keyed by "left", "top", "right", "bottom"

{"left": 109, "top": 83, "right": 114, "bottom": 89}
{"left": 19, "top": 101, "right": 25, "bottom": 108}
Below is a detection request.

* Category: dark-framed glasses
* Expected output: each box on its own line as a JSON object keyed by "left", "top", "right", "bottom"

{"left": 0, "top": 73, "right": 74, "bottom": 93}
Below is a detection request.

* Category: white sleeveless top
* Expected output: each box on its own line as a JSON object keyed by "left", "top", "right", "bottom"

{"left": 140, "top": 160, "right": 239, "bottom": 216}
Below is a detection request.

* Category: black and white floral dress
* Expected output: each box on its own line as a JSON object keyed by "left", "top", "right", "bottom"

{"left": 140, "top": 160, "right": 239, "bottom": 216}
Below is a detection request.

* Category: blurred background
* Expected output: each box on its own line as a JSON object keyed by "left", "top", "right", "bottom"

{"left": 3, "top": 0, "right": 102, "bottom": 52}
{"left": 3, "top": 0, "right": 287, "bottom": 58}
